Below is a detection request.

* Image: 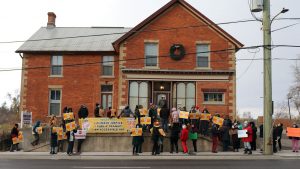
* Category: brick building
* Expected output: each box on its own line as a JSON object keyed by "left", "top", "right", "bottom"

{"left": 16, "top": 0, "right": 243, "bottom": 122}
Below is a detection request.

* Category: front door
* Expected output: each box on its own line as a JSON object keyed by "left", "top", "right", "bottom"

{"left": 155, "top": 93, "right": 170, "bottom": 109}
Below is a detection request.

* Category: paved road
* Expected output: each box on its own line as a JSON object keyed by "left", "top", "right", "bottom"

{"left": 1, "top": 159, "right": 300, "bottom": 169}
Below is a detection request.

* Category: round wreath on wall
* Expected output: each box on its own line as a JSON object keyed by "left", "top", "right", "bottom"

{"left": 169, "top": 44, "right": 186, "bottom": 61}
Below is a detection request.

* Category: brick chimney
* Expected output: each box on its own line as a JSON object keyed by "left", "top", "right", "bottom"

{"left": 47, "top": 12, "right": 56, "bottom": 28}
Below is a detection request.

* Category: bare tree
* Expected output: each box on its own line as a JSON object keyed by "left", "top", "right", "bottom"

{"left": 288, "top": 55, "right": 300, "bottom": 116}
{"left": 273, "top": 101, "right": 289, "bottom": 119}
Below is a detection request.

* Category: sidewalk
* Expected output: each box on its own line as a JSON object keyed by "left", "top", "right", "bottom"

{"left": 1, "top": 150, "right": 300, "bottom": 160}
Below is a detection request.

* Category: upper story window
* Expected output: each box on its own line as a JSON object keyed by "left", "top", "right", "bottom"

{"left": 196, "top": 44, "right": 210, "bottom": 68}
{"left": 145, "top": 43, "right": 158, "bottom": 67}
{"left": 102, "top": 56, "right": 114, "bottom": 76}
{"left": 51, "top": 55, "right": 63, "bottom": 76}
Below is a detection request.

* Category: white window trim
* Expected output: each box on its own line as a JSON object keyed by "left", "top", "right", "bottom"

{"left": 203, "top": 92, "right": 225, "bottom": 105}
{"left": 102, "top": 56, "right": 114, "bottom": 77}
{"left": 144, "top": 42, "right": 159, "bottom": 68}
{"left": 48, "top": 88, "right": 62, "bottom": 117}
{"left": 195, "top": 43, "right": 211, "bottom": 69}
{"left": 101, "top": 84, "right": 113, "bottom": 109}
{"left": 50, "top": 55, "right": 63, "bottom": 77}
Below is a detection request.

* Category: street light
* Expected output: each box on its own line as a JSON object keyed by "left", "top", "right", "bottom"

{"left": 271, "top": 8, "right": 289, "bottom": 25}
{"left": 287, "top": 96, "right": 292, "bottom": 120}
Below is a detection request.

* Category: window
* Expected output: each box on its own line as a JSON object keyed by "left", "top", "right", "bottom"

{"left": 51, "top": 56, "right": 63, "bottom": 76}
{"left": 49, "top": 89, "right": 61, "bottom": 116}
{"left": 129, "top": 81, "right": 149, "bottom": 110}
{"left": 203, "top": 93, "right": 224, "bottom": 104}
{"left": 172, "top": 82, "right": 195, "bottom": 111}
{"left": 102, "top": 56, "right": 114, "bottom": 76}
{"left": 101, "top": 85, "right": 113, "bottom": 109}
{"left": 145, "top": 43, "right": 158, "bottom": 67}
{"left": 196, "top": 44, "right": 210, "bottom": 68}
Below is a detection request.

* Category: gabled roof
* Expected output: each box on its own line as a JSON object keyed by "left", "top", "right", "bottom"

{"left": 113, "top": 0, "right": 243, "bottom": 49}
{"left": 16, "top": 27, "right": 131, "bottom": 53}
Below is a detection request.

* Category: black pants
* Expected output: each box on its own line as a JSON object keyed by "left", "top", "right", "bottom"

{"left": 170, "top": 137, "right": 179, "bottom": 153}
{"left": 222, "top": 140, "right": 230, "bottom": 152}
{"left": 67, "top": 141, "right": 74, "bottom": 154}
{"left": 192, "top": 139, "right": 197, "bottom": 152}
{"left": 232, "top": 135, "right": 240, "bottom": 150}
{"left": 278, "top": 137, "right": 282, "bottom": 150}
{"left": 77, "top": 139, "right": 84, "bottom": 153}
{"left": 31, "top": 134, "right": 39, "bottom": 146}
{"left": 251, "top": 140, "right": 257, "bottom": 150}
{"left": 57, "top": 140, "right": 64, "bottom": 152}
{"left": 138, "top": 143, "right": 143, "bottom": 153}
{"left": 273, "top": 139, "right": 277, "bottom": 153}
{"left": 152, "top": 141, "right": 160, "bottom": 155}
{"left": 133, "top": 144, "right": 140, "bottom": 154}
{"left": 10, "top": 143, "right": 19, "bottom": 152}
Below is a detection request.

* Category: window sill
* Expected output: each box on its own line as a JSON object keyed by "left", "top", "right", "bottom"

{"left": 101, "top": 76, "right": 115, "bottom": 79}
{"left": 203, "top": 102, "right": 225, "bottom": 105}
{"left": 49, "top": 75, "right": 63, "bottom": 78}
{"left": 143, "top": 66, "right": 160, "bottom": 70}
{"left": 194, "top": 67, "right": 211, "bottom": 70}
{"left": 47, "top": 115, "right": 61, "bottom": 118}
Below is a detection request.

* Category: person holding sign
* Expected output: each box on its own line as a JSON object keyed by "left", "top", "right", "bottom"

{"left": 131, "top": 124, "right": 144, "bottom": 155}
{"left": 200, "top": 107, "right": 210, "bottom": 136}
{"left": 211, "top": 123, "right": 220, "bottom": 153}
{"left": 31, "top": 121, "right": 41, "bottom": 146}
{"left": 9, "top": 124, "right": 20, "bottom": 152}
{"left": 288, "top": 124, "right": 299, "bottom": 152}
{"left": 242, "top": 121, "right": 253, "bottom": 155}
{"left": 49, "top": 116, "right": 58, "bottom": 154}
{"left": 134, "top": 105, "right": 141, "bottom": 125}
{"left": 170, "top": 123, "right": 180, "bottom": 153}
{"left": 160, "top": 105, "right": 170, "bottom": 133}
{"left": 151, "top": 120, "right": 166, "bottom": 155}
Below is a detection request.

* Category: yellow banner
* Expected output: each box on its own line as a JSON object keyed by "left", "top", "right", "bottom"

{"left": 37, "top": 127, "right": 43, "bottom": 134}
{"left": 212, "top": 116, "right": 224, "bottom": 126}
{"left": 200, "top": 113, "right": 211, "bottom": 121}
{"left": 63, "top": 113, "right": 74, "bottom": 120}
{"left": 58, "top": 132, "right": 67, "bottom": 141}
{"left": 131, "top": 128, "right": 143, "bottom": 136}
{"left": 66, "top": 121, "right": 76, "bottom": 131}
{"left": 85, "top": 118, "right": 136, "bottom": 133}
{"left": 139, "top": 117, "right": 151, "bottom": 125}
{"left": 179, "top": 111, "right": 189, "bottom": 119}
{"left": 189, "top": 113, "right": 200, "bottom": 119}
{"left": 18, "top": 132, "right": 23, "bottom": 143}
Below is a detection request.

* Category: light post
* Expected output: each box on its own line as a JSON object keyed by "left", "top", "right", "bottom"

{"left": 287, "top": 96, "right": 292, "bottom": 120}
{"left": 262, "top": 0, "right": 289, "bottom": 155}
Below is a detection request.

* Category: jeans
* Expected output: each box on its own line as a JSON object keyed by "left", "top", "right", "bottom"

{"left": 170, "top": 137, "right": 179, "bottom": 153}
{"left": 67, "top": 141, "right": 74, "bottom": 154}
{"left": 133, "top": 144, "right": 140, "bottom": 154}
{"left": 152, "top": 141, "right": 160, "bottom": 155}
{"left": 31, "top": 134, "right": 39, "bottom": 146}
{"left": 77, "top": 139, "right": 84, "bottom": 153}
{"left": 160, "top": 118, "right": 168, "bottom": 132}
{"left": 244, "top": 142, "right": 251, "bottom": 150}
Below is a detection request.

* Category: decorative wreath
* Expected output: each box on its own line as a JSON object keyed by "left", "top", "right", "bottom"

{"left": 169, "top": 44, "right": 186, "bottom": 61}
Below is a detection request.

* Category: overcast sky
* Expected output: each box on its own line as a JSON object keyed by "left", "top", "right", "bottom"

{"left": 0, "top": 0, "right": 299, "bottom": 118}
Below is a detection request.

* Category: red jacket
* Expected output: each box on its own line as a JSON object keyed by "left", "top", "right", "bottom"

{"left": 180, "top": 128, "right": 188, "bottom": 141}
{"left": 242, "top": 125, "right": 253, "bottom": 142}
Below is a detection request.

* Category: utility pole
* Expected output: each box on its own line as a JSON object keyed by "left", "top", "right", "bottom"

{"left": 263, "top": 0, "right": 273, "bottom": 155}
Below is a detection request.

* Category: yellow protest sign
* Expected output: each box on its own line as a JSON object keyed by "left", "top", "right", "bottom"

{"left": 200, "top": 113, "right": 211, "bottom": 121}
{"left": 179, "top": 111, "right": 189, "bottom": 119}
{"left": 157, "top": 108, "right": 161, "bottom": 116}
{"left": 189, "top": 113, "right": 200, "bottom": 119}
{"left": 212, "top": 116, "right": 224, "bottom": 126}
{"left": 37, "top": 127, "right": 43, "bottom": 134}
{"left": 66, "top": 121, "right": 76, "bottom": 131}
{"left": 63, "top": 113, "right": 74, "bottom": 120}
{"left": 52, "top": 127, "right": 61, "bottom": 133}
{"left": 139, "top": 117, "right": 151, "bottom": 125}
{"left": 139, "top": 109, "right": 148, "bottom": 116}
{"left": 18, "top": 132, "right": 24, "bottom": 142}
{"left": 57, "top": 127, "right": 63, "bottom": 135}
{"left": 287, "top": 127, "right": 300, "bottom": 137}
{"left": 58, "top": 132, "right": 67, "bottom": 140}
{"left": 12, "top": 137, "right": 19, "bottom": 144}
{"left": 84, "top": 118, "right": 136, "bottom": 133}
{"left": 111, "top": 109, "right": 117, "bottom": 117}
{"left": 131, "top": 128, "right": 143, "bottom": 136}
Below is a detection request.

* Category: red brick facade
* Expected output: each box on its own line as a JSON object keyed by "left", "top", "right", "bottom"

{"left": 18, "top": 0, "right": 242, "bottom": 122}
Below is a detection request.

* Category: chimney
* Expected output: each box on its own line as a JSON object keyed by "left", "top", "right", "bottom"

{"left": 47, "top": 12, "right": 56, "bottom": 28}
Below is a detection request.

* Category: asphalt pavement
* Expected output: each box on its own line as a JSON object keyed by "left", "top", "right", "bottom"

{"left": 1, "top": 159, "right": 300, "bottom": 169}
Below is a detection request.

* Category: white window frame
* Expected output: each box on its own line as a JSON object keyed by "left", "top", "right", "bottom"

{"left": 102, "top": 56, "right": 114, "bottom": 77}
{"left": 48, "top": 88, "right": 62, "bottom": 116}
{"left": 196, "top": 44, "right": 210, "bottom": 69}
{"left": 50, "top": 55, "right": 63, "bottom": 77}
{"left": 144, "top": 43, "right": 159, "bottom": 68}
{"left": 203, "top": 92, "right": 225, "bottom": 105}
{"left": 101, "top": 84, "right": 113, "bottom": 109}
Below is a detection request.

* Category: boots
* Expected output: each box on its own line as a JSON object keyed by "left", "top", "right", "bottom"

{"left": 248, "top": 149, "right": 252, "bottom": 155}
{"left": 244, "top": 148, "right": 248, "bottom": 154}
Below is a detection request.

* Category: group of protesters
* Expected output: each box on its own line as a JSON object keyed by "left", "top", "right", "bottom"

{"left": 8, "top": 102, "right": 300, "bottom": 155}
